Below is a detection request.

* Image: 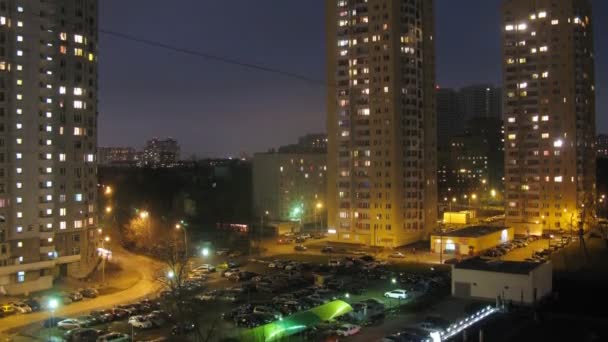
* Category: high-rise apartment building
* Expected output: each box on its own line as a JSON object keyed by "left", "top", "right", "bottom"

{"left": 142, "top": 138, "right": 180, "bottom": 168}
{"left": 459, "top": 84, "right": 503, "bottom": 122}
{"left": 502, "top": 0, "right": 595, "bottom": 235}
{"left": 327, "top": 0, "right": 437, "bottom": 247}
{"left": 436, "top": 88, "right": 464, "bottom": 148}
{"left": 0, "top": 0, "right": 99, "bottom": 294}
{"left": 98, "top": 147, "right": 138, "bottom": 167}
{"left": 597, "top": 134, "right": 608, "bottom": 159}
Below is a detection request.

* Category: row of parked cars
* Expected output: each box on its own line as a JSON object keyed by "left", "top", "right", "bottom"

{"left": 51, "top": 298, "right": 196, "bottom": 341}
{"left": 482, "top": 236, "right": 534, "bottom": 258}
{"left": 0, "top": 288, "right": 99, "bottom": 318}
{"left": 380, "top": 316, "right": 451, "bottom": 341}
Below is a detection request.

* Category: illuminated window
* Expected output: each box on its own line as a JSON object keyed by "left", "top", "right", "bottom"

{"left": 541, "top": 133, "right": 549, "bottom": 139}
{"left": 541, "top": 115, "right": 549, "bottom": 121}
{"left": 538, "top": 11, "right": 547, "bottom": 18}
{"left": 16, "top": 153, "right": 22, "bottom": 160}
{"left": 508, "top": 134, "right": 516, "bottom": 140}
{"left": 60, "top": 221, "right": 67, "bottom": 230}
{"left": 551, "top": 19, "right": 559, "bottom": 25}
{"left": 553, "top": 139, "right": 563, "bottom": 148}
{"left": 74, "top": 34, "right": 84, "bottom": 43}
{"left": 539, "top": 46, "right": 548, "bottom": 52}
{"left": 59, "top": 86, "right": 66, "bottom": 94}
{"left": 542, "top": 71, "right": 549, "bottom": 78}
{"left": 508, "top": 117, "right": 516, "bottom": 123}
{"left": 60, "top": 32, "right": 67, "bottom": 41}
{"left": 74, "top": 87, "right": 83, "bottom": 96}
{"left": 532, "top": 115, "right": 539, "bottom": 122}
{"left": 74, "top": 48, "right": 83, "bottom": 57}
{"left": 554, "top": 176, "right": 562, "bottom": 183}
{"left": 74, "top": 100, "right": 83, "bottom": 109}
{"left": 60, "top": 208, "right": 66, "bottom": 216}
{"left": 74, "top": 127, "right": 83, "bottom": 136}
{"left": 505, "top": 24, "right": 514, "bottom": 31}
{"left": 59, "top": 153, "right": 66, "bottom": 162}
{"left": 517, "top": 23, "right": 527, "bottom": 31}
{"left": 17, "top": 241, "right": 23, "bottom": 248}
{"left": 60, "top": 45, "right": 67, "bottom": 54}
{"left": 74, "top": 220, "right": 83, "bottom": 229}
{"left": 75, "top": 193, "right": 83, "bottom": 202}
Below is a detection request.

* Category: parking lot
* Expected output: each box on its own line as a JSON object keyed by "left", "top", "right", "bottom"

{"left": 4, "top": 245, "right": 466, "bottom": 341}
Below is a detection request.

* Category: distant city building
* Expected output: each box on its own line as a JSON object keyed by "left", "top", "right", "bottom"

{"left": 502, "top": 0, "right": 596, "bottom": 235}
{"left": 459, "top": 84, "right": 502, "bottom": 121}
{"left": 98, "top": 147, "right": 138, "bottom": 167}
{"left": 142, "top": 138, "right": 180, "bottom": 168}
{"left": 0, "top": 0, "right": 99, "bottom": 295}
{"left": 597, "top": 134, "right": 608, "bottom": 159}
{"left": 278, "top": 133, "right": 327, "bottom": 154}
{"left": 439, "top": 118, "right": 504, "bottom": 202}
{"left": 437, "top": 88, "right": 464, "bottom": 149}
{"left": 252, "top": 151, "right": 326, "bottom": 225}
{"left": 326, "top": 0, "right": 438, "bottom": 247}
{"left": 437, "top": 85, "right": 502, "bottom": 149}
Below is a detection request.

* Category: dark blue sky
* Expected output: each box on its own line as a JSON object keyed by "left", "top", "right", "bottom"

{"left": 99, "top": 0, "right": 607, "bottom": 157}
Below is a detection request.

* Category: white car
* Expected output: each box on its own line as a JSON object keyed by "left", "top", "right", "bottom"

{"left": 384, "top": 289, "right": 407, "bottom": 299}
{"left": 10, "top": 302, "right": 32, "bottom": 314}
{"left": 193, "top": 264, "right": 215, "bottom": 273}
{"left": 417, "top": 322, "right": 445, "bottom": 333}
{"left": 128, "top": 315, "right": 153, "bottom": 329}
{"left": 223, "top": 268, "right": 240, "bottom": 278}
{"left": 57, "top": 319, "right": 82, "bottom": 330}
{"left": 336, "top": 323, "right": 361, "bottom": 336}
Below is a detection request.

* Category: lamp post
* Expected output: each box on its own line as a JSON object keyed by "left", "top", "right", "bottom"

{"left": 175, "top": 223, "right": 188, "bottom": 258}
{"left": 48, "top": 297, "right": 58, "bottom": 335}
{"left": 315, "top": 202, "right": 323, "bottom": 235}
{"left": 139, "top": 211, "right": 150, "bottom": 246}
{"left": 101, "top": 236, "right": 110, "bottom": 284}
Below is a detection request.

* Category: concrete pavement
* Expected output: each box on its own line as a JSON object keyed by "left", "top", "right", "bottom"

{"left": 0, "top": 248, "right": 163, "bottom": 340}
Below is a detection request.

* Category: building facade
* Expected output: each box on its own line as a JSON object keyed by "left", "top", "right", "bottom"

{"left": 439, "top": 117, "right": 504, "bottom": 202}
{"left": 436, "top": 87, "right": 464, "bottom": 149}
{"left": 326, "top": 0, "right": 437, "bottom": 247}
{"left": 502, "top": 0, "right": 596, "bottom": 235}
{"left": 459, "top": 84, "right": 503, "bottom": 122}
{"left": 98, "top": 147, "right": 137, "bottom": 167}
{"left": 142, "top": 138, "right": 179, "bottom": 168}
{"left": 597, "top": 134, "right": 608, "bottom": 159}
{"left": 252, "top": 152, "right": 326, "bottom": 226}
{"left": 0, "top": 0, "right": 99, "bottom": 294}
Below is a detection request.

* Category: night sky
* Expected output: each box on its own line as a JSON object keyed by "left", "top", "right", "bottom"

{"left": 99, "top": 0, "right": 607, "bottom": 157}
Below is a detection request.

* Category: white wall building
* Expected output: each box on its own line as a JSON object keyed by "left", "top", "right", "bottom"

{"left": 452, "top": 257, "right": 552, "bottom": 305}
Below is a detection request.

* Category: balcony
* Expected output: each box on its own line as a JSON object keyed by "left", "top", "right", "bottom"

{"left": 39, "top": 245, "right": 55, "bottom": 255}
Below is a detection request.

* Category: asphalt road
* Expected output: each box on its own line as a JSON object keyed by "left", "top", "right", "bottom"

{"left": 1, "top": 247, "right": 163, "bottom": 340}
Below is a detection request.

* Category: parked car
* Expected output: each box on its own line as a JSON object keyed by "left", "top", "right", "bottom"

{"left": 69, "top": 292, "right": 84, "bottom": 302}
{"left": 23, "top": 298, "right": 41, "bottom": 312}
{"left": 10, "top": 302, "right": 32, "bottom": 314}
{"left": 76, "top": 315, "right": 98, "bottom": 327}
{"left": 223, "top": 268, "right": 240, "bottom": 278}
{"left": 215, "top": 248, "right": 230, "bottom": 256}
{"left": 80, "top": 288, "right": 99, "bottom": 298}
{"left": 193, "top": 264, "right": 216, "bottom": 273}
{"left": 128, "top": 315, "right": 153, "bottom": 329}
{"left": 389, "top": 252, "right": 406, "bottom": 259}
{"left": 96, "top": 332, "right": 131, "bottom": 342}
{"left": 384, "top": 289, "right": 407, "bottom": 299}
{"left": 321, "top": 246, "right": 335, "bottom": 254}
{"left": 336, "top": 323, "right": 361, "bottom": 336}
{"left": 57, "top": 319, "right": 83, "bottom": 330}
{"left": 90, "top": 309, "right": 115, "bottom": 323}
{"left": 1, "top": 304, "right": 16, "bottom": 316}
{"left": 328, "top": 259, "right": 341, "bottom": 267}
{"left": 171, "top": 322, "right": 196, "bottom": 335}
{"left": 294, "top": 244, "right": 308, "bottom": 251}
{"left": 64, "top": 328, "right": 102, "bottom": 342}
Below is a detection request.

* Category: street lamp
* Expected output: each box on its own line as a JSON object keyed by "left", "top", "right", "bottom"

{"left": 175, "top": 223, "right": 188, "bottom": 258}
{"left": 315, "top": 202, "right": 323, "bottom": 234}
{"left": 201, "top": 247, "right": 210, "bottom": 257}
{"left": 105, "top": 206, "right": 112, "bottom": 214}
{"left": 100, "top": 236, "right": 111, "bottom": 284}
{"left": 48, "top": 298, "right": 59, "bottom": 330}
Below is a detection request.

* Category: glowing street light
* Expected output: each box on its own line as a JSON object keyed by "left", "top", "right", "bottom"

{"left": 48, "top": 298, "right": 59, "bottom": 311}
{"left": 139, "top": 211, "right": 149, "bottom": 219}
{"left": 316, "top": 202, "right": 323, "bottom": 210}
{"left": 105, "top": 206, "right": 112, "bottom": 214}
{"left": 491, "top": 189, "right": 497, "bottom": 198}
{"left": 167, "top": 270, "right": 175, "bottom": 279}
{"left": 104, "top": 186, "right": 113, "bottom": 196}
{"left": 201, "top": 247, "right": 210, "bottom": 257}
{"left": 391, "top": 278, "right": 397, "bottom": 285}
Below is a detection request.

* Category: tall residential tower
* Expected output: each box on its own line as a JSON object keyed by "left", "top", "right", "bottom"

{"left": 502, "top": 0, "right": 595, "bottom": 235}
{"left": 327, "top": 0, "right": 437, "bottom": 247}
{"left": 0, "top": 0, "right": 99, "bottom": 294}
